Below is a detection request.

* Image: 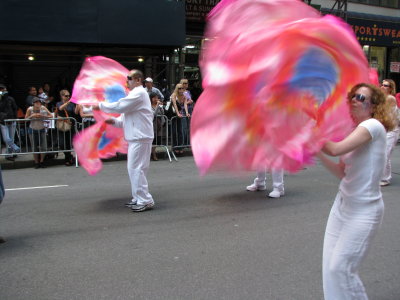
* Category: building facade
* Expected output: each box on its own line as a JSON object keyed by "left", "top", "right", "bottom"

{"left": 0, "top": 0, "right": 185, "bottom": 108}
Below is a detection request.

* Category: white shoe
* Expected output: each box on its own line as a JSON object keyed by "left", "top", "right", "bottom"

{"left": 380, "top": 181, "right": 390, "bottom": 186}
{"left": 268, "top": 188, "right": 284, "bottom": 198}
{"left": 246, "top": 182, "right": 267, "bottom": 192}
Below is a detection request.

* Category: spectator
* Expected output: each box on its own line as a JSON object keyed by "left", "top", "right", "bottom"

{"left": 160, "top": 78, "right": 171, "bottom": 105}
{"left": 144, "top": 77, "right": 164, "bottom": 102}
{"left": 0, "top": 84, "right": 20, "bottom": 161}
{"left": 0, "top": 166, "right": 5, "bottom": 244}
{"left": 56, "top": 89, "right": 77, "bottom": 166}
{"left": 25, "top": 86, "right": 37, "bottom": 109}
{"left": 25, "top": 97, "right": 52, "bottom": 168}
{"left": 180, "top": 79, "right": 194, "bottom": 114}
{"left": 76, "top": 104, "right": 95, "bottom": 130}
{"left": 43, "top": 83, "right": 56, "bottom": 112}
{"left": 171, "top": 83, "right": 190, "bottom": 155}
{"left": 379, "top": 79, "right": 399, "bottom": 186}
{"left": 149, "top": 92, "right": 165, "bottom": 161}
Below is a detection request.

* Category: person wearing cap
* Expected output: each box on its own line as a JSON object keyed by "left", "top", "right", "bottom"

{"left": 93, "top": 70, "right": 155, "bottom": 212}
{"left": 25, "top": 97, "right": 52, "bottom": 168}
{"left": 144, "top": 77, "right": 164, "bottom": 102}
{"left": 0, "top": 84, "right": 20, "bottom": 161}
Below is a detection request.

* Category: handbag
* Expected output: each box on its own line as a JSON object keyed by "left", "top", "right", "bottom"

{"left": 56, "top": 108, "right": 72, "bottom": 132}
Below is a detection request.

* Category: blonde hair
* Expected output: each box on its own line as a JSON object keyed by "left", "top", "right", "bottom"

{"left": 348, "top": 83, "right": 396, "bottom": 131}
{"left": 172, "top": 83, "right": 184, "bottom": 97}
{"left": 59, "top": 89, "right": 69, "bottom": 97}
{"left": 383, "top": 79, "right": 396, "bottom": 96}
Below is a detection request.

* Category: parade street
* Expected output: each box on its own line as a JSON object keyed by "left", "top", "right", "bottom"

{"left": 1, "top": 150, "right": 399, "bottom": 300}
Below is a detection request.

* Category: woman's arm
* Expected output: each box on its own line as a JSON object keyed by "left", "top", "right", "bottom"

{"left": 25, "top": 107, "right": 32, "bottom": 119}
{"left": 317, "top": 152, "right": 345, "bottom": 179}
{"left": 59, "top": 101, "right": 70, "bottom": 110}
{"left": 184, "top": 97, "right": 190, "bottom": 117}
{"left": 322, "top": 126, "right": 372, "bottom": 157}
{"left": 171, "top": 94, "right": 182, "bottom": 117}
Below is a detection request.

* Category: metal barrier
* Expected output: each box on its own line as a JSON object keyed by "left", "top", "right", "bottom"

{"left": 1, "top": 117, "right": 79, "bottom": 167}
{"left": 1, "top": 115, "right": 191, "bottom": 165}
{"left": 170, "top": 116, "right": 191, "bottom": 158}
{"left": 153, "top": 115, "right": 176, "bottom": 162}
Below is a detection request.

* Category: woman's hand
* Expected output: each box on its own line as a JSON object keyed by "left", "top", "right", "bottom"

{"left": 177, "top": 112, "right": 182, "bottom": 118}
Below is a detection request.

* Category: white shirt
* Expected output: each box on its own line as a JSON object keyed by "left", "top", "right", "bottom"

{"left": 339, "top": 118, "right": 386, "bottom": 203}
{"left": 99, "top": 86, "right": 153, "bottom": 142}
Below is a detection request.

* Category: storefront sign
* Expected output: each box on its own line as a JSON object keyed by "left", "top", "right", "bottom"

{"left": 348, "top": 17, "right": 400, "bottom": 46}
{"left": 186, "top": 0, "right": 221, "bottom": 22}
{"left": 390, "top": 62, "right": 400, "bottom": 73}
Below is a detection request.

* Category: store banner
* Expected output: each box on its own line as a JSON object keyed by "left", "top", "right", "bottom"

{"left": 186, "top": 0, "right": 221, "bottom": 22}
{"left": 348, "top": 17, "right": 400, "bottom": 46}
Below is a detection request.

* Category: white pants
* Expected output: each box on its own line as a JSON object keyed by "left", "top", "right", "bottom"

{"left": 381, "top": 128, "right": 399, "bottom": 182}
{"left": 127, "top": 141, "right": 153, "bottom": 205}
{"left": 323, "top": 193, "right": 384, "bottom": 300}
{"left": 254, "top": 169, "right": 284, "bottom": 190}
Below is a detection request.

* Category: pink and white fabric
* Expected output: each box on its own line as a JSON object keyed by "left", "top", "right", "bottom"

{"left": 191, "top": 0, "right": 372, "bottom": 175}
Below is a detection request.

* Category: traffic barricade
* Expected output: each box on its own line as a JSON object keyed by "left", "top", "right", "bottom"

{"left": 1, "top": 117, "right": 79, "bottom": 167}
{"left": 153, "top": 115, "right": 176, "bottom": 162}
{"left": 169, "top": 116, "right": 191, "bottom": 158}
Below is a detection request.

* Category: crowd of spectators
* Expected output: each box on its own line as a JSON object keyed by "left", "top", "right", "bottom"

{"left": 0, "top": 77, "right": 202, "bottom": 165}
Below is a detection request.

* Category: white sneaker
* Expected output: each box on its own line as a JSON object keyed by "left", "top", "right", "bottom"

{"left": 380, "top": 181, "right": 390, "bottom": 186}
{"left": 246, "top": 182, "right": 267, "bottom": 192}
{"left": 268, "top": 188, "right": 284, "bottom": 198}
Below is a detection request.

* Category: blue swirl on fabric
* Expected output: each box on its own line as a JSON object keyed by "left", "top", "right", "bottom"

{"left": 104, "top": 84, "right": 126, "bottom": 103}
{"left": 98, "top": 133, "right": 111, "bottom": 150}
{"left": 289, "top": 47, "right": 338, "bottom": 105}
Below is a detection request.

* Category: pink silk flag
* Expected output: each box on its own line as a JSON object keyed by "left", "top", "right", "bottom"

{"left": 191, "top": 0, "right": 372, "bottom": 175}
{"left": 71, "top": 56, "right": 129, "bottom": 175}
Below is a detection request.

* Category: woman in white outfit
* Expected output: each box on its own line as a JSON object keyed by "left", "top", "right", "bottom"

{"left": 379, "top": 79, "right": 399, "bottom": 186}
{"left": 318, "top": 83, "right": 395, "bottom": 300}
{"left": 246, "top": 169, "right": 284, "bottom": 198}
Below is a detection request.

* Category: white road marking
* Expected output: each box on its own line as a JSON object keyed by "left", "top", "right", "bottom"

{"left": 5, "top": 185, "right": 69, "bottom": 191}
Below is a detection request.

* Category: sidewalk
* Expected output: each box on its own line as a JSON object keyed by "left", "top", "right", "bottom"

{"left": 0, "top": 148, "right": 190, "bottom": 170}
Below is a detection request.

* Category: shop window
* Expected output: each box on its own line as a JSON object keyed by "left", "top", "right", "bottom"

{"left": 366, "top": 46, "right": 387, "bottom": 81}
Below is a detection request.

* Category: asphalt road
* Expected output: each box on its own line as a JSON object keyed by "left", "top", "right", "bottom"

{"left": 0, "top": 149, "right": 399, "bottom": 300}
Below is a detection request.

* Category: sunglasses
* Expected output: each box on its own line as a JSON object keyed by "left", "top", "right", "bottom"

{"left": 63, "top": 94, "right": 70, "bottom": 98}
{"left": 352, "top": 93, "right": 367, "bottom": 102}
{"left": 381, "top": 84, "right": 390, "bottom": 88}
{"left": 127, "top": 75, "right": 132, "bottom": 80}
{"left": 178, "top": 88, "right": 184, "bottom": 90}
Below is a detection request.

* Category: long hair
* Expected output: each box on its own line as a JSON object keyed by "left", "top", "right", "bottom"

{"left": 383, "top": 79, "right": 396, "bottom": 96}
{"left": 172, "top": 83, "right": 184, "bottom": 98}
{"left": 347, "top": 83, "right": 396, "bottom": 131}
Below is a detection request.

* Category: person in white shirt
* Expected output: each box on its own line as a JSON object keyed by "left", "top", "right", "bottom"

{"left": 93, "top": 70, "right": 155, "bottom": 212}
{"left": 379, "top": 79, "right": 399, "bottom": 186}
{"left": 318, "top": 83, "right": 396, "bottom": 300}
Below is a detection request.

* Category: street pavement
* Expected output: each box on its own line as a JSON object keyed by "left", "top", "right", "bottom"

{"left": 0, "top": 148, "right": 399, "bottom": 300}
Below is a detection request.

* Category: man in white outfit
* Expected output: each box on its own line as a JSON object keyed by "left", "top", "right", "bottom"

{"left": 93, "top": 69, "right": 155, "bottom": 212}
{"left": 246, "top": 169, "right": 284, "bottom": 198}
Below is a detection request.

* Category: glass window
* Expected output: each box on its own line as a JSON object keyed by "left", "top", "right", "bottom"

{"left": 369, "top": 46, "right": 387, "bottom": 81}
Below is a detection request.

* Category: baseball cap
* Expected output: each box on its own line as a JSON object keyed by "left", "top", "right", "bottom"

{"left": 32, "top": 97, "right": 43, "bottom": 103}
{"left": 145, "top": 77, "right": 153, "bottom": 83}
